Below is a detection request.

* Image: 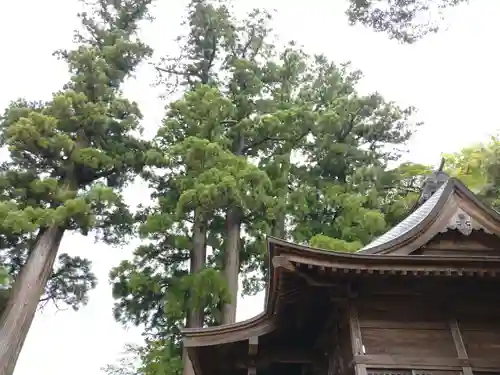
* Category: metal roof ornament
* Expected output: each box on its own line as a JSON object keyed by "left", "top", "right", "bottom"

{"left": 417, "top": 157, "right": 449, "bottom": 206}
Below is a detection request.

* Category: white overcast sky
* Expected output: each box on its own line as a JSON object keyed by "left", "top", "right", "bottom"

{"left": 1, "top": 0, "right": 500, "bottom": 374}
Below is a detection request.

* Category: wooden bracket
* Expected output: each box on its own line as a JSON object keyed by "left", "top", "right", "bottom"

{"left": 272, "top": 255, "right": 296, "bottom": 272}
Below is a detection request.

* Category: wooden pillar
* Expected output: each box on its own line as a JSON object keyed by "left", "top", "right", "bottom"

{"left": 449, "top": 319, "right": 473, "bottom": 375}
{"left": 248, "top": 336, "right": 258, "bottom": 375}
{"left": 349, "top": 304, "right": 368, "bottom": 375}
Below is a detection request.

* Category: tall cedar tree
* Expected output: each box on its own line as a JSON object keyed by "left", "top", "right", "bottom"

{"left": 111, "top": 3, "right": 276, "bottom": 375}
{"left": 346, "top": 0, "right": 466, "bottom": 43}
{"left": 0, "top": 0, "right": 153, "bottom": 373}
{"left": 154, "top": 0, "right": 281, "bottom": 326}
{"left": 109, "top": 2, "right": 423, "bottom": 375}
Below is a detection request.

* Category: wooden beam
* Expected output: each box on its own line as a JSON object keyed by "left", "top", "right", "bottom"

{"left": 359, "top": 321, "right": 448, "bottom": 330}
{"left": 272, "top": 255, "right": 296, "bottom": 271}
{"left": 186, "top": 347, "right": 204, "bottom": 375}
{"left": 354, "top": 354, "right": 464, "bottom": 368}
{"left": 469, "top": 357, "right": 500, "bottom": 370}
{"left": 224, "top": 348, "right": 320, "bottom": 369}
{"left": 348, "top": 304, "right": 363, "bottom": 356}
{"left": 248, "top": 336, "right": 258, "bottom": 375}
{"left": 449, "top": 319, "right": 473, "bottom": 375}
{"left": 183, "top": 318, "right": 275, "bottom": 347}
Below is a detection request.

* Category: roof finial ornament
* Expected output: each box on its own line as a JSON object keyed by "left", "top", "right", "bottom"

{"left": 415, "top": 157, "right": 450, "bottom": 208}
{"left": 437, "top": 157, "right": 445, "bottom": 172}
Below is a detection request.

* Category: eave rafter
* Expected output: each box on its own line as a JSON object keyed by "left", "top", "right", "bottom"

{"left": 273, "top": 253, "right": 500, "bottom": 278}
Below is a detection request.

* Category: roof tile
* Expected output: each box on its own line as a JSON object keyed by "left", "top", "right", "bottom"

{"left": 359, "top": 181, "right": 449, "bottom": 252}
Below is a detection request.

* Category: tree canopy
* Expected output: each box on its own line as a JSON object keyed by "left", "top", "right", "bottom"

{"left": 107, "top": 1, "right": 424, "bottom": 375}
{"left": 346, "top": 0, "right": 467, "bottom": 43}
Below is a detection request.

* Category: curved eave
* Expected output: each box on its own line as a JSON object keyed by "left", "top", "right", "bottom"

{"left": 269, "top": 235, "right": 500, "bottom": 269}
{"left": 182, "top": 312, "right": 275, "bottom": 347}
{"left": 183, "top": 232, "right": 500, "bottom": 348}
{"left": 182, "top": 239, "right": 281, "bottom": 347}
{"left": 453, "top": 178, "right": 500, "bottom": 223}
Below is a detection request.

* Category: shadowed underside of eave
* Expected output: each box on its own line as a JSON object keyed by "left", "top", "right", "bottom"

{"left": 182, "top": 253, "right": 500, "bottom": 375}
{"left": 182, "top": 235, "right": 500, "bottom": 375}
{"left": 182, "top": 234, "right": 500, "bottom": 348}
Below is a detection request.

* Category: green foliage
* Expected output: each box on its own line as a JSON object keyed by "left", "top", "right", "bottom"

{"left": 0, "top": 0, "right": 153, "bottom": 311}
{"left": 0, "top": 267, "right": 10, "bottom": 314}
{"left": 346, "top": 0, "right": 466, "bottom": 43}
{"left": 444, "top": 137, "right": 500, "bottom": 210}
{"left": 376, "top": 162, "right": 432, "bottom": 225}
{"left": 309, "top": 235, "right": 362, "bottom": 252}
{"left": 108, "top": 1, "right": 424, "bottom": 374}
{"left": 0, "top": 268, "right": 8, "bottom": 286}
{"left": 103, "top": 341, "right": 183, "bottom": 375}
{"left": 287, "top": 58, "right": 419, "bottom": 246}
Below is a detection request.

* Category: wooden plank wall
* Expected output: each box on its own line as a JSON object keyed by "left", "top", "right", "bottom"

{"left": 348, "top": 295, "right": 500, "bottom": 375}
{"left": 414, "top": 231, "right": 500, "bottom": 257}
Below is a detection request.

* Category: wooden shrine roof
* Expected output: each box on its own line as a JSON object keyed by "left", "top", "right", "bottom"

{"left": 182, "top": 237, "right": 500, "bottom": 344}
{"left": 359, "top": 177, "right": 500, "bottom": 254}
{"left": 181, "top": 175, "right": 500, "bottom": 375}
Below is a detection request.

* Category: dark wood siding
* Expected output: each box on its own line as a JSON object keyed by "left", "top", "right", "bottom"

{"left": 357, "top": 297, "right": 455, "bottom": 358}
{"left": 351, "top": 291, "right": 500, "bottom": 375}
{"left": 362, "top": 327, "right": 456, "bottom": 357}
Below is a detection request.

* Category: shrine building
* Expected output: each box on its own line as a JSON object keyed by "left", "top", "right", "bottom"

{"left": 182, "top": 170, "right": 500, "bottom": 375}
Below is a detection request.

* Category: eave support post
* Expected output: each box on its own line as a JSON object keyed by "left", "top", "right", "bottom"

{"left": 348, "top": 302, "right": 368, "bottom": 375}
{"left": 248, "top": 336, "right": 258, "bottom": 375}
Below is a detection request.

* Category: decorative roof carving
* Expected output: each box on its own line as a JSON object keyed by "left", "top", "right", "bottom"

{"left": 442, "top": 207, "right": 491, "bottom": 236}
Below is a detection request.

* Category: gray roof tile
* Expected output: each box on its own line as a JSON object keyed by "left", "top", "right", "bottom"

{"left": 359, "top": 181, "right": 449, "bottom": 252}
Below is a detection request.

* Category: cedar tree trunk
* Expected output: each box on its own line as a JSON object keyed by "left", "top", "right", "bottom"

{"left": 183, "top": 212, "right": 207, "bottom": 375}
{"left": 221, "top": 207, "right": 240, "bottom": 325}
{"left": 0, "top": 225, "right": 65, "bottom": 375}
